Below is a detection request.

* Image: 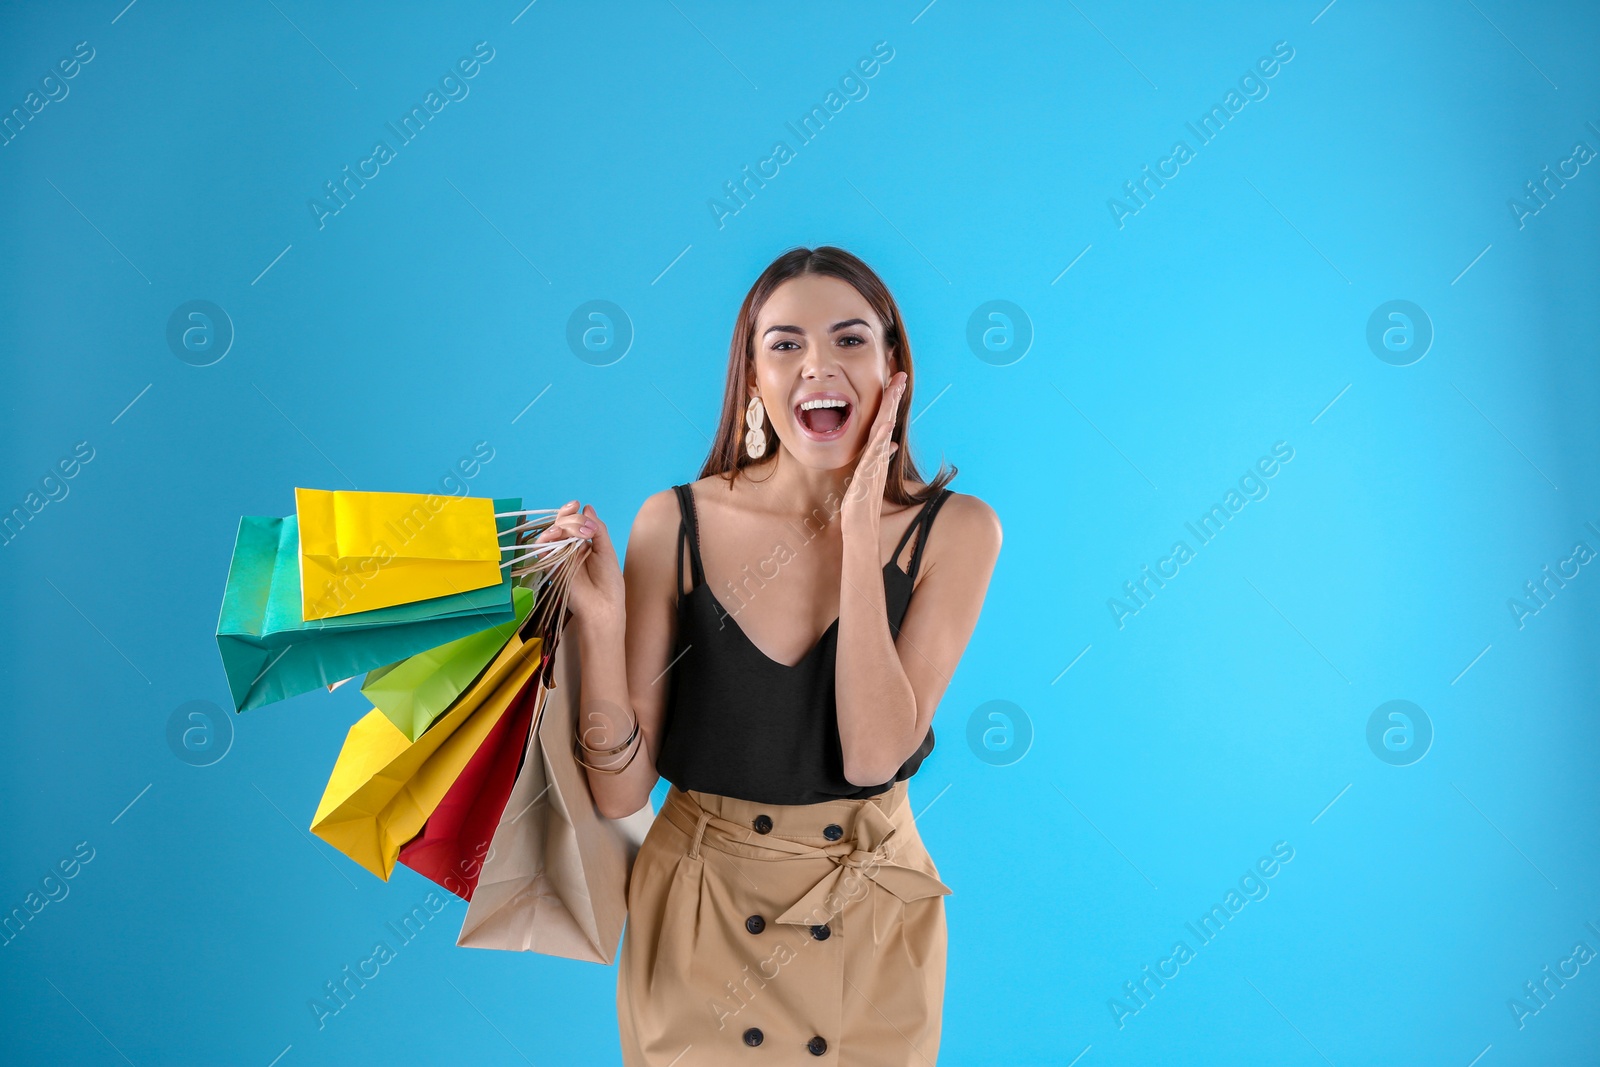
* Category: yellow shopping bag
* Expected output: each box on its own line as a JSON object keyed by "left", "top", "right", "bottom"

{"left": 296, "top": 488, "right": 505, "bottom": 620}
{"left": 310, "top": 624, "right": 544, "bottom": 880}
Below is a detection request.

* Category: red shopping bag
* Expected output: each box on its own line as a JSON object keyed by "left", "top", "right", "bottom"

{"left": 396, "top": 664, "right": 545, "bottom": 900}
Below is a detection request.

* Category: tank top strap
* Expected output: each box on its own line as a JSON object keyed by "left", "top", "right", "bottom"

{"left": 672, "top": 483, "right": 706, "bottom": 597}
{"left": 893, "top": 487, "right": 955, "bottom": 581}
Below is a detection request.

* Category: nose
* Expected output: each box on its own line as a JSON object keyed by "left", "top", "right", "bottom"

{"left": 800, "top": 344, "right": 840, "bottom": 380}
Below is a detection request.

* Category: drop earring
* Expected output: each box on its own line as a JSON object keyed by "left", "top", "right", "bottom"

{"left": 744, "top": 395, "right": 767, "bottom": 459}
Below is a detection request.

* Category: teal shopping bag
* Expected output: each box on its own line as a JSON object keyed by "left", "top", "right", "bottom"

{"left": 216, "top": 497, "right": 524, "bottom": 712}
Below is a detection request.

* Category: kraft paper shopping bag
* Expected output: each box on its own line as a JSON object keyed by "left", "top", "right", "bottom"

{"left": 456, "top": 631, "right": 653, "bottom": 963}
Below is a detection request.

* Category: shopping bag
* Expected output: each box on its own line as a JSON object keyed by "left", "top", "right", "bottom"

{"left": 296, "top": 489, "right": 505, "bottom": 621}
{"left": 309, "top": 622, "right": 545, "bottom": 881}
{"left": 396, "top": 665, "right": 546, "bottom": 900}
{"left": 456, "top": 628, "right": 654, "bottom": 963}
{"left": 362, "top": 585, "right": 535, "bottom": 741}
{"left": 216, "top": 498, "right": 524, "bottom": 712}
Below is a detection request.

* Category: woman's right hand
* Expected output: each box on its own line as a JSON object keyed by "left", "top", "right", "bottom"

{"left": 532, "top": 499, "right": 626, "bottom": 636}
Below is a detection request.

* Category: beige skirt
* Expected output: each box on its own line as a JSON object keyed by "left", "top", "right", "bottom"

{"left": 616, "top": 778, "right": 951, "bottom": 1065}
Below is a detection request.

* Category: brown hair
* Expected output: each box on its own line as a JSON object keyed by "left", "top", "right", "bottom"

{"left": 697, "top": 245, "right": 956, "bottom": 507}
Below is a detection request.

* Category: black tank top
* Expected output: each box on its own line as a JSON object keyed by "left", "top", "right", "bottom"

{"left": 654, "top": 483, "right": 953, "bottom": 805}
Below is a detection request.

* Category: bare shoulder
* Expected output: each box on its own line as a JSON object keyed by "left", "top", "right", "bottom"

{"left": 909, "top": 487, "right": 1000, "bottom": 596}
{"left": 934, "top": 489, "right": 1003, "bottom": 559}
{"left": 624, "top": 486, "right": 683, "bottom": 577}
{"left": 683, "top": 473, "right": 738, "bottom": 509}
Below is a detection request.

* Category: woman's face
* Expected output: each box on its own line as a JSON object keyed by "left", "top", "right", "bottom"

{"left": 750, "top": 273, "right": 897, "bottom": 470}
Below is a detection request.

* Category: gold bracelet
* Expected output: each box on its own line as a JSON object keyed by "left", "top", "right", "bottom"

{"left": 576, "top": 713, "right": 640, "bottom": 757}
{"left": 573, "top": 727, "right": 642, "bottom": 774}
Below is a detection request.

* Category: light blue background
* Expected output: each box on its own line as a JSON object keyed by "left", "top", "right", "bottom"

{"left": 3, "top": 1, "right": 1598, "bottom": 1064}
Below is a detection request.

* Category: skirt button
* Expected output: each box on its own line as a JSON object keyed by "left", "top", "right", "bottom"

{"left": 743, "top": 1026, "right": 764, "bottom": 1046}
{"left": 807, "top": 1035, "right": 828, "bottom": 1055}
{"left": 752, "top": 814, "right": 773, "bottom": 834}
{"left": 745, "top": 914, "right": 766, "bottom": 934}
{"left": 810, "top": 923, "right": 831, "bottom": 941}
{"left": 822, "top": 823, "right": 844, "bottom": 841}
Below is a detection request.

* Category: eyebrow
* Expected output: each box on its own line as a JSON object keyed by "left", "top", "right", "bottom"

{"left": 762, "top": 318, "right": 871, "bottom": 337}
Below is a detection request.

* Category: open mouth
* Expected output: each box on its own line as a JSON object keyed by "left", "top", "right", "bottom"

{"left": 794, "top": 397, "right": 854, "bottom": 441}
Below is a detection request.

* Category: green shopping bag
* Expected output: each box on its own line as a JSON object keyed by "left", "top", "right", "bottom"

{"left": 362, "top": 583, "right": 535, "bottom": 741}
{"left": 216, "top": 497, "right": 524, "bottom": 712}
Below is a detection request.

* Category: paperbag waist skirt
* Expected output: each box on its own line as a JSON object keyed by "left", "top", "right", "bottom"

{"left": 616, "top": 778, "right": 951, "bottom": 1065}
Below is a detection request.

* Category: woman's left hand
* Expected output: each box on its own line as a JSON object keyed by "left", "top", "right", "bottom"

{"left": 840, "top": 371, "right": 907, "bottom": 539}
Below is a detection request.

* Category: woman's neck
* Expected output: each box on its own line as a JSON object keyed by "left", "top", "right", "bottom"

{"left": 735, "top": 450, "right": 860, "bottom": 523}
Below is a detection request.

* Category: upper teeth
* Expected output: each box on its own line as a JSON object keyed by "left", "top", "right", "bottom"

{"left": 799, "top": 399, "right": 848, "bottom": 411}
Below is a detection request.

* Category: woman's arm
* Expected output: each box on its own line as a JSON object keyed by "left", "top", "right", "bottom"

{"left": 540, "top": 491, "right": 679, "bottom": 819}
{"left": 835, "top": 492, "right": 1002, "bottom": 785}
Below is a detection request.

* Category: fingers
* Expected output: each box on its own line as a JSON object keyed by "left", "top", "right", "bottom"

{"left": 535, "top": 499, "right": 585, "bottom": 543}
{"left": 875, "top": 374, "right": 908, "bottom": 439}
{"left": 874, "top": 379, "right": 906, "bottom": 447}
{"left": 578, "top": 505, "right": 613, "bottom": 552}
{"left": 526, "top": 501, "right": 615, "bottom": 563}
{"left": 882, "top": 377, "right": 907, "bottom": 456}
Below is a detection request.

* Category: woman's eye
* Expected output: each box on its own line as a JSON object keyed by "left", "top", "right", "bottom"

{"left": 769, "top": 334, "right": 866, "bottom": 351}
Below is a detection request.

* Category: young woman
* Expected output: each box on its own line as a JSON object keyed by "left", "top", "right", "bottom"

{"left": 534, "top": 246, "right": 1002, "bottom": 1064}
